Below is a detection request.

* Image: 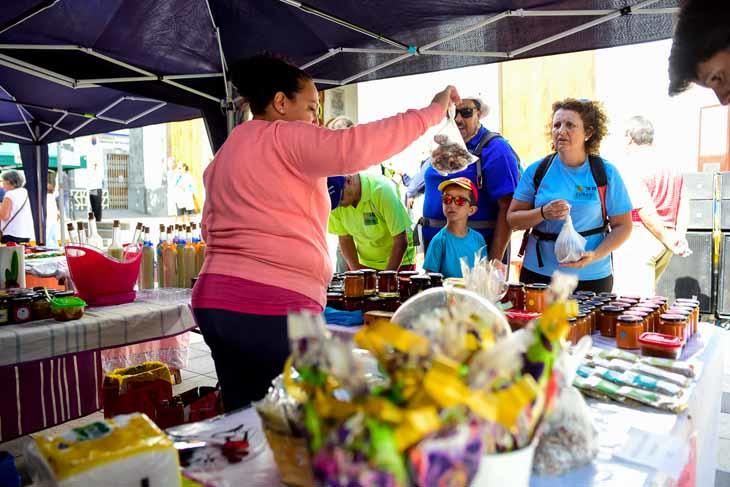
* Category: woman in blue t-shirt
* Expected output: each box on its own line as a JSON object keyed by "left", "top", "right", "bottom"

{"left": 507, "top": 98, "right": 633, "bottom": 293}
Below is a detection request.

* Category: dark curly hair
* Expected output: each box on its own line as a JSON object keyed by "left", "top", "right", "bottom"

{"left": 549, "top": 98, "right": 608, "bottom": 155}
{"left": 229, "top": 53, "right": 312, "bottom": 115}
{"left": 668, "top": 0, "right": 730, "bottom": 96}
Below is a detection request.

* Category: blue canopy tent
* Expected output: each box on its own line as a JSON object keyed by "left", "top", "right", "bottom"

{"left": 0, "top": 0, "right": 679, "bottom": 243}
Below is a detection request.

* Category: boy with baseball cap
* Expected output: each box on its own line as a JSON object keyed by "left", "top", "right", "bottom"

{"left": 423, "top": 177, "right": 486, "bottom": 278}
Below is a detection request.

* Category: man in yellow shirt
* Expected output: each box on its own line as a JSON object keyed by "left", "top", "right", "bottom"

{"left": 328, "top": 173, "right": 415, "bottom": 271}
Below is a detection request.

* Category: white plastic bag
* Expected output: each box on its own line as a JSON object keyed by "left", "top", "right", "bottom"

{"left": 430, "top": 104, "right": 478, "bottom": 175}
{"left": 554, "top": 214, "right": 586, "bottom": 263}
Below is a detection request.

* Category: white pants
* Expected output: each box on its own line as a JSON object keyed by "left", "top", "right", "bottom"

{"left": 612, "top": 225, "right": 672, "bottom": 297}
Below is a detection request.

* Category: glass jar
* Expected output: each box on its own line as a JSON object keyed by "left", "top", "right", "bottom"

{"left": 363, "top": 296, "right": 383, "bottom": 312}
{"left": 667, "top": 306, "right": 693, "bottom": 339}
{"left": 31, "top": 293, "right": 52, "bottom": 321}
{"left": 623, "top": 310, "right": 648, "bottom": 333}
{"left": 632, "top": 306, "right": 656, "bottom": 333}
{"left": 380, "top": 297, "right": 400, "bottom": 313}
{"left": 525, "top": 283, "right": 548, "bottom": 313}
{"left": 361, "top": 269, "right": 377, "bottom": 296}
{"left": 651, "top": 296, "right": 669, "bottom": 313}
{"left": 409, "top": 275, "right": 432, "bottom": 296}
{"left": 343, "top": 271, "right": 365, "bottom": 298}
{"left": 377, "top": 271, "right": 399, "bottom": 298}
{"left": 616, "top": 314, "right": 643, "bottom": 349}
{"left": 567, "top": 317, "right": 579, "bottom": 344}
{"left": 426, "top": 273, "right": 444, "bottom": 288}
{"left": 657, "top": 313, "right": 688, "bottom": 342}
{"left": 398, "top": 271, "right": 419, "bottom": 301}
{"left": 0, "top": 298, "right": 8, "bottom": 325}
{"left": 342, "top": 297, "right": 364, "bottom": 312}
{"left": 599, "top": 305, "right": 624, "bottom": 337}
{"left": 576, "top": 312, "right": 588, "bottom": 340}
{"left": 502, "top": 283, "right": 526, "bottom": 310}
{"left": 674, "top": 300, "right": 699, "bottom": 337}
{"left": 581, "top": 306, "right": 596, "bottom": 335}
{"left": 326, "top": 292, "right": 344, "bottom": 309}
{"left": 10, "top": 297, "right": 32, "bottom": 324}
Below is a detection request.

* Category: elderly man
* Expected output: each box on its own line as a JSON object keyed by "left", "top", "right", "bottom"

{"left": 328, "top": 173, "right": 415, "bottom": 271}
{"left": 418, "top": 97, "right": 521, "bottom": 265}
{"left": 613, "top": 116, "right": 691, "bottom": 296}
{"left": 668, "top": 0, "right": 730, "bottom": 105}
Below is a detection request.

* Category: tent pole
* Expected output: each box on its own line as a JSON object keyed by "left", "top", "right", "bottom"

{"left": 57, "top": 142, "right": 65, "bottom": 245}
{"left": 38, "top": 110, "right": 67, "bottom": 141}
{"left": 0, "top": 0, "right": 60, "bottom": 36}
{"left": 125, "top": 102, "right": 166, "bottom": 124}
{"left": 422, "top": 50, "right": 510, "bottom": 58}
{"left": 421, "top": 11, "right": 512, "bottom": 51}
{"left": 0, "top": 53, "right": 75, "bottom": 87}
{"left": 341, "top": 52, "right": 415, "bottom": 85}
{"left": 312, "top": 79, "right": 342, "bottom": 86}
{"left": 35, "top": 125, "right": 44, "bottom": 245}
{"left": 226, "top": 81, "right": 235, "bottom": 135}
{"left": 300, "top": 49, "right": 342, "bottom": 70}
{"left": 0, "top": 130, "right": 32, "bottom": 142}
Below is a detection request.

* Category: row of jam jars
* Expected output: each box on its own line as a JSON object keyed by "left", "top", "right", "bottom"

{"left": 501, "top": 283, "right": 525, "bottom": 310}
{"left": 674, "top": 298, "right": 700, "bottom": 336}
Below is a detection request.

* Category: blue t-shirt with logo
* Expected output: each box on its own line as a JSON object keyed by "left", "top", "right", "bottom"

{"left": 423, "top": 227, "right": 487, "bottom": 278}
{"left": 422, "top": 126, "right": 521, "bottom": 248}
{"left": 513, "top": 154, "right": 632, "bottom": 281}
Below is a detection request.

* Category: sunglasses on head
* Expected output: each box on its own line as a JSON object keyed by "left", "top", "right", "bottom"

{"left": 455, "top": 107, "right": 476, "bottom": 118}
{"left": 442, "top": 194, "right": 472, "bottom": 206}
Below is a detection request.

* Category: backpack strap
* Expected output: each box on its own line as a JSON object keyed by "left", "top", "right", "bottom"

{"left": 517, "top": 153, "right": 556, "bottom": 258}
{"left": 471, "top": 131, "right": 501, "bottom": 190}
{"left": 588, "top": 154, "right": 608, "bottom": 224}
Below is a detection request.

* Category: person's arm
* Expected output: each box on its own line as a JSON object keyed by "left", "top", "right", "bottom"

{"left": 506, "top": 198, "right": 570, "bottom": 230}
{"left": 489, "top": 195, "right": 512, "bottom": 261}
{"left": 280, "top": 87, "right": 459, "bottom": 178}
{"left": 338, "top": 236, "right": 362, "bottom": 270}
{"left": 638, "top": 202, "right": 687, "bottom": 254}
{"left": 385, "top": 232, "right": 408, "bottom": 270}
{"left": 405, "top": 160, "right": 428, "bottom": 199}
{"left": 562, "top": 212, "right": 633, "bottom": 268}
{"left": 0, "top": 197, "right": 12, "bottom": 221}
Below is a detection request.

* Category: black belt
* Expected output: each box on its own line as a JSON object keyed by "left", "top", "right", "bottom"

{"left": 420, "top": 217, "right": 496, "bottom": 230}
{"left": 531, "top": 225, "right": 608, "bottom": 267}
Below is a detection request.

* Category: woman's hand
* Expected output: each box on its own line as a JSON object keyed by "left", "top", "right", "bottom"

{"left": 541, "top": 199, "right": 570, "bottom": 221}
{"left": 432, "top": 86, "right": 461, "bottom": 114}
{"left": 560, "top": 251, "right": 597, "bottom": 268}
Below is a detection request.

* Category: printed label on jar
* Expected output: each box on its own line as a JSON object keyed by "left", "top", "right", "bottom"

{"left": 15, "top": 306, "right": 30, "bottom": 322}
{"left": 0, "top": 308, "right": 7, "bottom": 324}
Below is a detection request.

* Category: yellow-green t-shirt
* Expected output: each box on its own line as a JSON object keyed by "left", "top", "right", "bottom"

{"left": 328, "top": 174, "right": 415, "bottom": 270}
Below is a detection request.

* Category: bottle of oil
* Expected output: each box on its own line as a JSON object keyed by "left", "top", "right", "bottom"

{"left": 156, "top": 224, "right": 166, "bottom": 287}
{"left": 87, "top": 212, "right": 104, "bottom": 248}
{"left": 139, "top": 226, "right": 155, "bottom": 290}
{"left": 67, "top": 222, "right": 77, "bottom": 245}
{"left": 182, "top": 226, "right": 196, "bottom": 289}
{"left": 107, "top": 220, "right": 123, "bottom": 260}
{"left": 175, "top": 225, "right": 185, "bottom": 287}
{"left": 161, "top": 226, "right": 178, "bottom": 288}
{"left": 193, "top": 222, "right": 206, "bottom": 276}
{"left": 77, "top": 222, "right": 87, "bottom": 245}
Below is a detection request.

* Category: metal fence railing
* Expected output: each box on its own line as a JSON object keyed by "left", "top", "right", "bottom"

{"left": 106, "top": 152, "right": 129, "bottom": 209}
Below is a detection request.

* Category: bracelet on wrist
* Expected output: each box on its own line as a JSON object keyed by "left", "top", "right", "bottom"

{"left": 540, "top": 205, "right": 546, "bottom": 220}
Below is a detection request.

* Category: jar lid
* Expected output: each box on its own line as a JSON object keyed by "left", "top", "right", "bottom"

{"left": 620, "top": 294, "right": 642, "bottom": 301}
{"left": 525, "top": 283, "right": 548, "bottom": 290}
{"left": 377, "top": 270, "right": 397, "bottom": 276}
{"left": 576, "top": 312, "right": 587, "bottom": 319}
{"left": 345, "top": 270, "right": 364, "bottom": 276}
{"left": 624, "top": 310, "right": 648, "bottom": 317}
{"left": 635, "top": 302, "right": 659, "bottom": 310}
{"left": 666, "top": 307, "right": 691, "bottom": 316}
{"left": 10, "top": 297, "right": 32, "bottom": 303}
{"left": 361, "top": 269, "right": 376, "bottom": 275}
{"left": 660, "top": 313, "right": 687, "bottom": 322}
{"left": 398, "top": 271, "right": 419, "bottom": 277}
{"left": 505, "top": 310, "right": 540, "bottom": 321}
{"left": 568, "top": 294, "right": 585, "bottom": 301}
{"left": 410, "top": 275, "right": 431, "bottom": 283}
{"left": 508, "top": 283, "right": 525, "bottom": 289}
{"left": 427, "top": 272, "right": 444, "bottom": 279}
{"left": 327, "top": 292, "right": 343, "bottom": 298}
{"left": 617, "top": 314, "right": 643, "bottom": 323}
{"left": 598, "top": 292, "right": 617, "bottom": 299}
{"left": 568, "top": 317, "right": 577, "bottom": 323}
{"left": 638, "top": 332, "right": 683, "bottom": 349}
{"left": 601, "top": 305, "right": 624, "bottom": 312}
{"left": 576, "top": 291, "right": 596, "bottom": 297}
{"left": 651, "top": 296, "right": 668, "bottom": 303}
{"left": 632, "top": 306, "right": 655, "bottom": 313}
{"left": 674, "top": 298, "right": 699, "bottom": 305}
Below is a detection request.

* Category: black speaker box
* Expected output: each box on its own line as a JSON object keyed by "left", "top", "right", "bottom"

{"left": 718, "top": 234, "right": 730, "bottom": 316}
{"left": 683, "top": 172, "right": 715, "bottom": 199}
{"left": 655, "top": 231, "right": 714, "bottom": 313}
{"left": 687, "top": 199, "right": 714, "bottom": 230}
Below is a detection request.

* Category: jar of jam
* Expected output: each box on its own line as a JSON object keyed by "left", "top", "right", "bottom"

{"left": 657, "top": 313, "right": 688, "bottom": 342}
{"left": 667, "top": 306, "right": 693, "bottom": 339}
{"left": 31, "top": 293, "right": 52, "bottom": 321}
{"left": 502, "top": 283, "right": 526, "bottom": 310}
{"left": 632, "top": 306, "right": 656, "bottom": 332}
{"left": 616, "top": 314, "right": 643, "bottom": 349}
{"left": 364, "top": 296, "right": 383, "bottom": 312}
{"left": 326, "top": 292, "right": 344, "bottom": 309}
{"left": 398, "top": 271, "right": 419, "bottom": 301}
{"left": 342, "top": 297, "right": 363, "bottom": 312}
{"left": 567, "top": 317, "right": 579, "bottom": 344}
{"left": 623, "top": 309, "right": 648, "bottom": 333}
{"left": 409, "top": 275, "right": 432, "bottom": 296}
{"left": 525, "top": 283, "right": 548, "bottom": 313}
{"left": 674, "top": 300, "right": 699, "bottom": 336}
{"left": 0, "top": 298, "right": 9, "bottom": 325}
{"left": 380, "top": 297, "right": 400, "bottom": 313}
{"left": 343, "top": 271, "right": 365, "bottom": 298}
{"left": 651, "top": 296, "right": 669, "bottom": 313}
{"left": 581, "top": 306, "right": 596, "bottom": 335}
{"left": 361, "top": 269, "right": 377, "bottom": 296}
{"left": 10, "top": 297, "right": 32, "bottom": 324}
{"left": 426, "top": 273, "right": 444, "bottom": 288}
{"left": 377, "top": 271, "right": 399, "bottom": 298}
{"left": 599, "top": 305, "right": 624, "bottom": 337}
{"left": 576, "top": 312, "right": 588, "bottom": 340}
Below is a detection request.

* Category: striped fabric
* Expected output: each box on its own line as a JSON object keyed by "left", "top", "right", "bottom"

{"left": 0, "top": 290, "right": 195, "bottom": 367}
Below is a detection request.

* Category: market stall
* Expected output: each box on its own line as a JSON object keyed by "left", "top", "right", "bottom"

{"left": 0, "top": 288, "right": 195, "bottom": 442}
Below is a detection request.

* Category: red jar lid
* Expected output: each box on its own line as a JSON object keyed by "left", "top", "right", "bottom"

{"left": 505, "top": 310, "right": 541, "bottom": 322}
{"left": 638, "top": 332, "right": 683, "bottom": 349}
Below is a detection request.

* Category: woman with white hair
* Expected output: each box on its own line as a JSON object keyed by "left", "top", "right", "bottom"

{"left": 420, "top": 96, "right": 521, "bottom": 265}
{"left": 0, "top": 169, "right": 35, "bottom": 243}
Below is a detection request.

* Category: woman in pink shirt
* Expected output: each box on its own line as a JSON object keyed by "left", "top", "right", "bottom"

{"left": 192, "top": 54, "right": 458, "bottom": 411}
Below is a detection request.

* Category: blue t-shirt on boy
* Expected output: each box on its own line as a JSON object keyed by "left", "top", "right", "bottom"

{"left": 513, "top": 154, "right": 632, "bottom": 281}
{"left": 423, "top": 227, "right": 487, "bottom": 278}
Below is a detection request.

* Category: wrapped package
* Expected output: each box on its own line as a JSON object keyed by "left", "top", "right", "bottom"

{"left": 554, "top": 214, "right": 586, "bottom": 264}
{"left": 430, "top": 105, "right": 478, "bottom": 175}
{"left": 26, "top": 413, "right": 180, "bottom": 487}
{"left": 534, "top": 336, "right": 598, "bottom": 475}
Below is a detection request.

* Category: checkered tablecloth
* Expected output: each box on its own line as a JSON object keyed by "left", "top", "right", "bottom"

{"left": 0, "top": 289, "right": 196, "bottom": 367}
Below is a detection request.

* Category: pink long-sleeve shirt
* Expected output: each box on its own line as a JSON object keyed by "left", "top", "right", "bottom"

{"left": 198, "top": 102, "right": 443, "bottom": 308}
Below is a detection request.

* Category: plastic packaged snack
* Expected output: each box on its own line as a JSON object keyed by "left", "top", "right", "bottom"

{"left": 430, "top": 105, "right": 478, "bottom": 175}
{"left": 554, "top": 214, "right": 586, "bottom": 264}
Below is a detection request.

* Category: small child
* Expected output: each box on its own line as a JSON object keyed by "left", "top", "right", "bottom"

{"left": 423, "top": 177, "right": 486, "bottom": 278}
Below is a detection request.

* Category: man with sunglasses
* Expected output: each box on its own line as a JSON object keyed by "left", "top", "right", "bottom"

{"left": 328, "top": 173, "right": 415, "bottom": 271}
{"left": 420, "top": 97, "right": 521, "bottom": 266}
{"left": 423, "top": 177, "right": 486, "bottom": 278}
